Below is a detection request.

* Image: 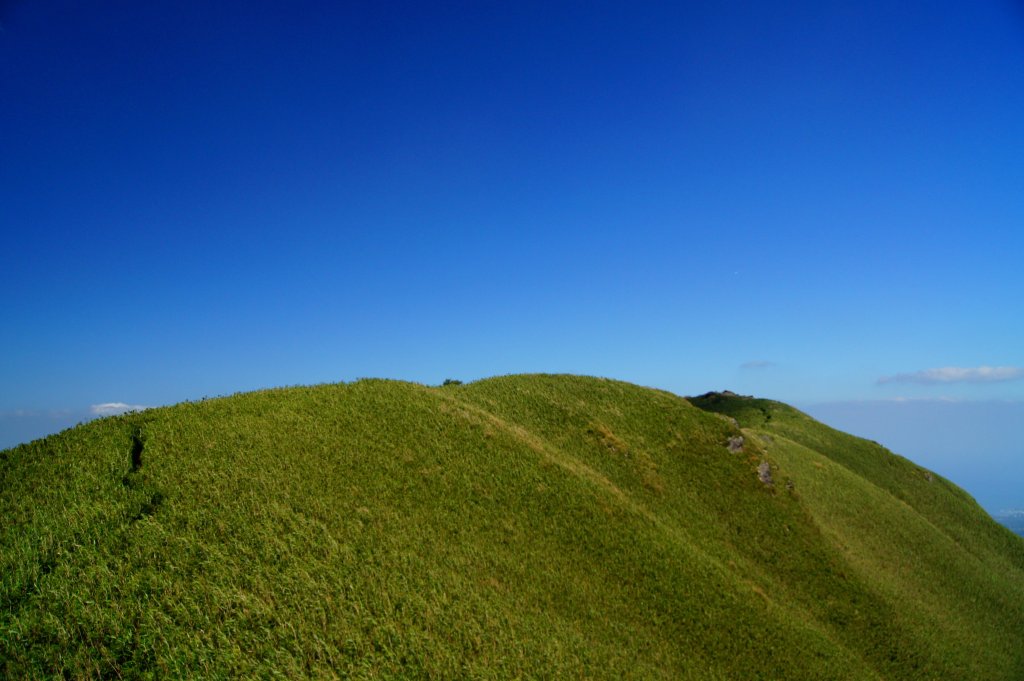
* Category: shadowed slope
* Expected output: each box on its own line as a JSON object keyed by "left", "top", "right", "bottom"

{"left": 2, "top": 376, "right": 1022, "bottom": 679}
{"left": 690, "top": 390, "right": 1024, "bottom": 679}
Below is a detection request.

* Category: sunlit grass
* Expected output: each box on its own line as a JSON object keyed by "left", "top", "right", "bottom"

{"left": 2, "top": 376, "right": 1022, "bottom": 679}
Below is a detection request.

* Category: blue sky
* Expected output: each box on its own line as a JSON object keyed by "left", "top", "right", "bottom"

{"left": 2, "top": 1, "right": 1022, "bottom": 511}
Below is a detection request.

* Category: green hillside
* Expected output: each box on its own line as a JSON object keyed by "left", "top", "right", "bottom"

{"left": 2, "top": 375, "right": 1022, "bottom": 679}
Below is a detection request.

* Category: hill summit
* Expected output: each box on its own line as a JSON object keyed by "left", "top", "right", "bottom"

{"left": 3, "top": 375, "right": 1022, "bottom": 679}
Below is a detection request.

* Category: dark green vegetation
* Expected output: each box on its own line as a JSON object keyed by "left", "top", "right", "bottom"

{"left": 3, "top": 376, "right": 1023, "bottom": 679}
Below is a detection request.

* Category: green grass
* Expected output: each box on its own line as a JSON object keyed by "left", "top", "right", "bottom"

{"left": 2, "top": 376, "right": 1022, "bottom": 679}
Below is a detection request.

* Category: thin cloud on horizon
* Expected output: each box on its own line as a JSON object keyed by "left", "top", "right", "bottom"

{"left": 878, "top": 366, "right": 1024, "bottom": 385}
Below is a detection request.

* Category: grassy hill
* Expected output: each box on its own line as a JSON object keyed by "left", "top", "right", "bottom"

{"left": 2, "top": 375, "right": 1022, "bottom": 679}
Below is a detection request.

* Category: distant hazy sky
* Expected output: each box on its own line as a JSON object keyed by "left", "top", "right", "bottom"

{"left": 2, "top": 2, "right": 1022, "bottom": 510}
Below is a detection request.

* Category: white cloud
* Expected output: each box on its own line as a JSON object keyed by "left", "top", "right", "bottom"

{"left": 878, "top": 366, "right": 1024, "bottom": 385}
{"left": 90, "top": 402, "right": 149, "bottom": 416}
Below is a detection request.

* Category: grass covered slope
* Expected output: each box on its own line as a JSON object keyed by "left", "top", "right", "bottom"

{"left": 2, "top": 376, "right": 1022, "bottom": 679}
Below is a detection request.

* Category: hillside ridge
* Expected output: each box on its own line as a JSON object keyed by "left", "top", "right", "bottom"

{"left": 2, "top": 375, "right": 1022, "bottom": 679}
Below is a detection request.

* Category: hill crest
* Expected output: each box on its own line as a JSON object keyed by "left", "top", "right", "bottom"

{"left": 3, "top": 374, "right": 1022, "bottom": 679}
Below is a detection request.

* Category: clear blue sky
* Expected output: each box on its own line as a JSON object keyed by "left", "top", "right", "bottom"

{"left": 2, "top": 1, "right": 1022, "bottom": 510}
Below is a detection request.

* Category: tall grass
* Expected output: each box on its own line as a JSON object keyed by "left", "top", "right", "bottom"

{"left": 1, "top": 376, "right": 1021, "bottom": 679}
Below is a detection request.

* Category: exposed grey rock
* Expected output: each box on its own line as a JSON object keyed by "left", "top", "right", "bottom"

{"left": 757, "top": 461, "right": 773, "bottom": 487}
{"left": 727, "top": 435, "right": 744, "bottom": 453}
